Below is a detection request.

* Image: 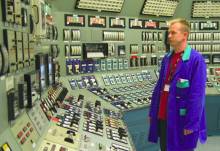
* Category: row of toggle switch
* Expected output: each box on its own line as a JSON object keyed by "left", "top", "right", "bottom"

{"left": 142, "top": 31, "right": 163, "bottom": 41}
{"left": 190, "top": 44, "right": 220, "bottom": 52}
{"left": 103, "top": 31, "right": 125, "bottom": 41}
{"left": 65, "top": 45, "right": 82, "bottom": 57}
{"left": 83, "top": 110, "right": 104, "bottom": 136}
{"left": 102, "top": 71, "right": 152, "bottom": 86}
{"left": 189, "top": 32, "right": 212, "bottom": 41}
{"left": 63, "top": 29, "right": 80, "bottom": 41}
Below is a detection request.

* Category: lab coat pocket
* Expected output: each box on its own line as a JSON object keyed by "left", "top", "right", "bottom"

{"left": 176, "top": 78, "right": 190, "bottom": 88}
{"left": 176, "top": 78, "right": 190, "bottom": 97}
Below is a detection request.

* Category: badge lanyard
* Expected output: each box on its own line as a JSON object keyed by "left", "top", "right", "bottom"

{"left": 167, "top": 57, "right": 181, "bottom": 83}
{"left": 164, "top": 52, "right": 183, "bottom": 92}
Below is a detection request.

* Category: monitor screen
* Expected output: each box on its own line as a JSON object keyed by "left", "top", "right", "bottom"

{"left": 40, "top": 64, "right": 46, "bottom": 90}
{"left": 82, "top": 43, "right": 108, "bottom": 59}
{"left": 48, "top": 56, "right": 53, "bottom": 85}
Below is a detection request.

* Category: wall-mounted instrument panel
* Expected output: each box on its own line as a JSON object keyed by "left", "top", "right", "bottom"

{"left": 189, "top": 21, "right": 220, "bottom": 65}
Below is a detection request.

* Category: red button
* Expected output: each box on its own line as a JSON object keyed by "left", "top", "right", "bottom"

{"left": 26, "top": 132, "right": 30, "bottom": 137}
{"left": 17, "top": 131, "right": 23, "bottom": 138}
{"left": 59, "top": 147, "right": 66, "bottom": 151}
{"left": 20, "top": 137, "right": 26, "bottom": 144}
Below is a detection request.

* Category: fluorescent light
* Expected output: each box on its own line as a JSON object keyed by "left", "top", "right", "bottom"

{"left": 141, "top": 0, "right": 179, "bottom": 17}
{"left": 192, "top": 1, "right": 220, "bottom": 18}
{"left": 76, "top": 0, "right": 124, "bottom": 12}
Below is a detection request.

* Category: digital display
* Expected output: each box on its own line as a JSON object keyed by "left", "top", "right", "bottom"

{"left": 64, "top": 14, "right": 85, "bottom": 26}
{"left": 159, "top": 21, "right": 168, "bottom": 29}
{"left": 88, "top": 16, "right": 106, "bottom": 28}
{"left": 199, "top": 21, "right": 219, "bottom": 30}
{"left": 109, "top": 17, "right": 125, "bottom": 28}
{"left": 144, "top": 20, "right": 158, "bottom": 29}
{"left": 129, "top": 19, "right": 143, "bottom": 29}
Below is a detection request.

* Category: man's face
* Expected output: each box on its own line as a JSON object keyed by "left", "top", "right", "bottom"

{"left": 168, "top": 22, "right": 188, "bottom": 48}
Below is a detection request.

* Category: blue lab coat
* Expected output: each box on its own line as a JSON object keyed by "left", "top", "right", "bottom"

{"left": 148, "top": 45, "right": 207, "bottom": 151}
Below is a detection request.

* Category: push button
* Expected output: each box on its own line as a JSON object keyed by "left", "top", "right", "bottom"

{"left": 26, "top": 132, "right": 30, "bottom": 137}
{"left": 17, "top": 131, "right": 23, "bottom": 138}
{"left": 20, "top": 137, "right": 26, "bottom": 144}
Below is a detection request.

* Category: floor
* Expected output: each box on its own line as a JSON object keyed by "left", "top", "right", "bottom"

{"left": 196, "top": 136, "right": 220, "bottom": 151}
{"left": 123, "top": 107, "right": 220, "bottom": 151}
{"left": 153, "top": 136, "right": 220, "bottom": 151}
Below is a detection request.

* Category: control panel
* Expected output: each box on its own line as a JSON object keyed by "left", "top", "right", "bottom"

{"left": 10, "top": 113, "right": 39, "bottom": 151}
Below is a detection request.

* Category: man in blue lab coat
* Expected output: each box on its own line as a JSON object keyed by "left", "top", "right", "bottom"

{"left": 148, "top": 18, "right": 207, "bottom": 151}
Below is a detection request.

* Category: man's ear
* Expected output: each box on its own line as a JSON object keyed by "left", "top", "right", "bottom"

{"left": 184, "top": 32, "right": 189, "bottom": 39}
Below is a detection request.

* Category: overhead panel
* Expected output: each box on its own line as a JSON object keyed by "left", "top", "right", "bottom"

{"left": 141, "top": 0, "right": 179, "bottom": 17}
{"left": 75, "top": 0, "right": 125, "bottom": 12}
{"left": 192, "top": 1, "right": 220, "bottom": 18}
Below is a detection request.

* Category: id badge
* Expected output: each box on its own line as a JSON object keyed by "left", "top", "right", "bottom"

{"left": 164, "top": 84, "right": 170, "bottom": 92}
